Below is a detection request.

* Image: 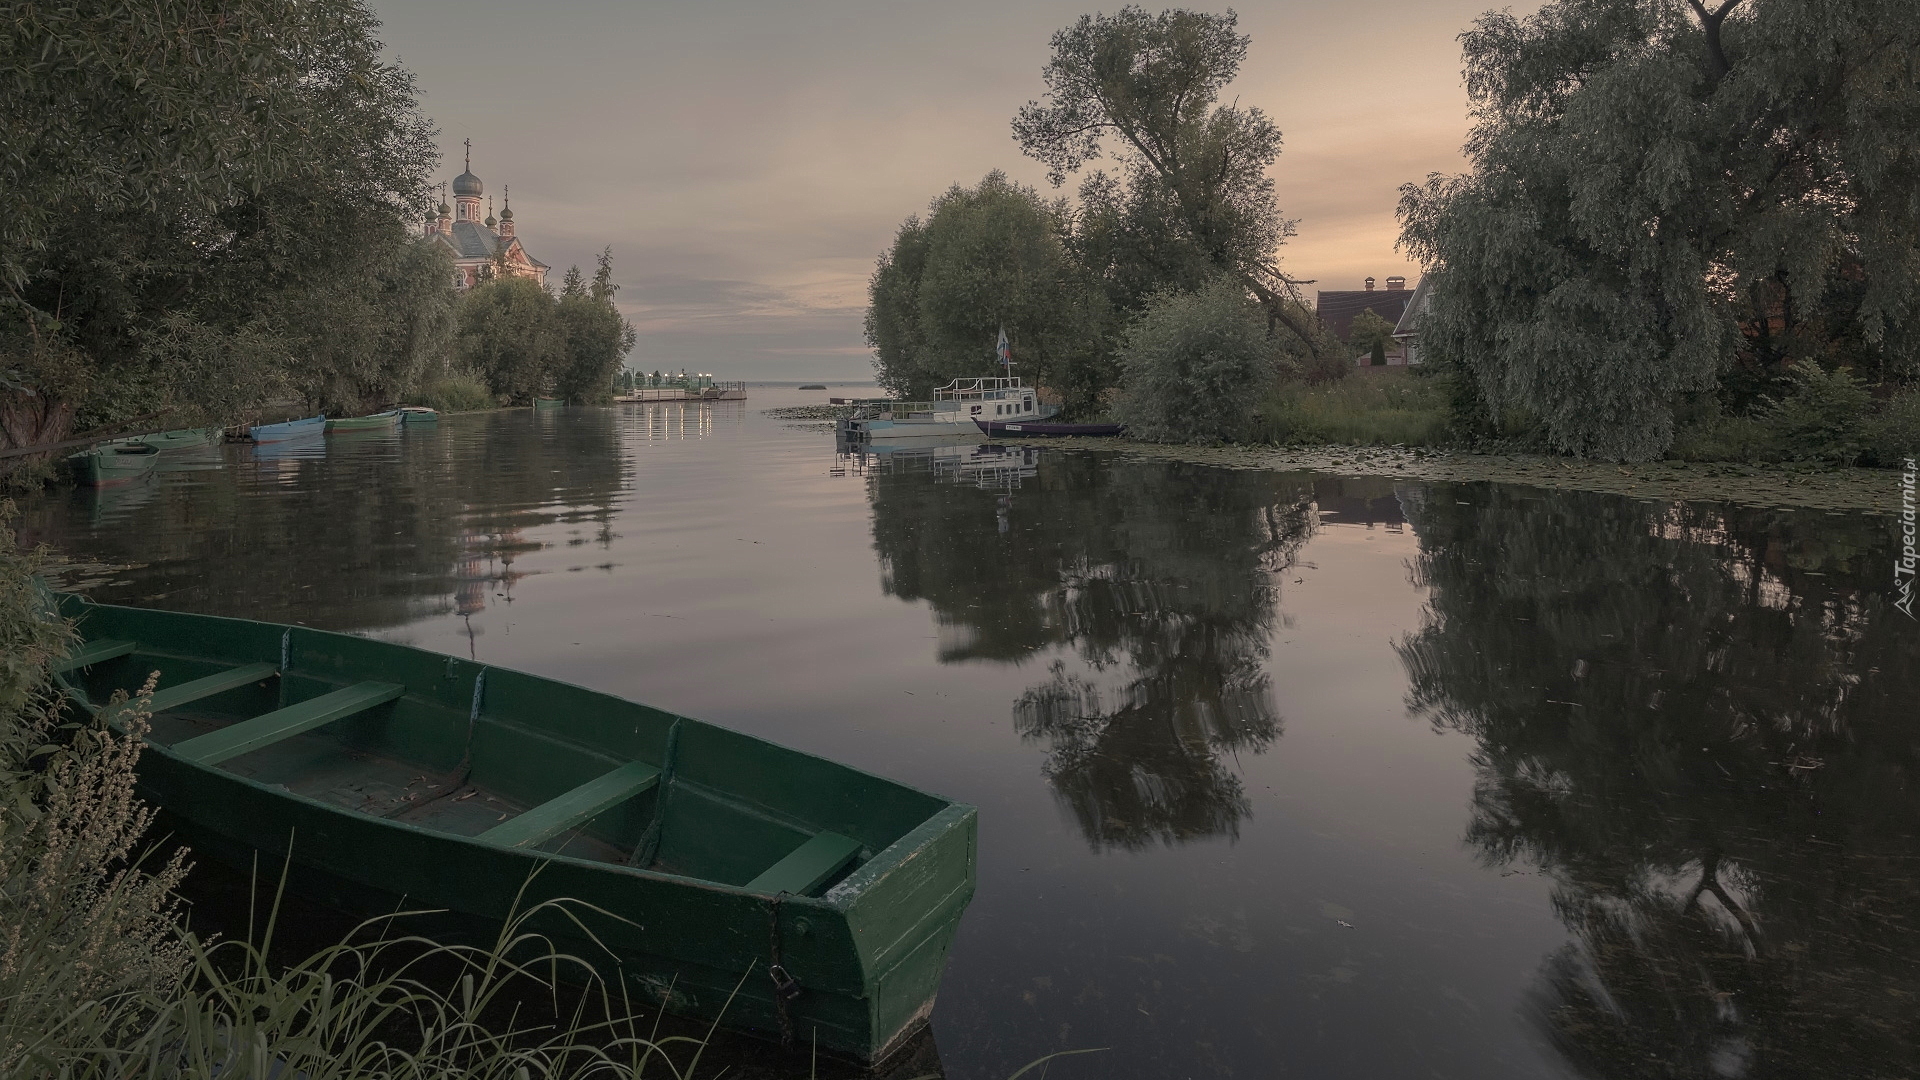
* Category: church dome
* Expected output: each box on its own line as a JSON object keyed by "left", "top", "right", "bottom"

{"left": 452, "top": 170, "right": 483, "bottom": 197}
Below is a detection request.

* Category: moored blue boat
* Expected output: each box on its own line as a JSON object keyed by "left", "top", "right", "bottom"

{"left": 249, "top": 415, "right": 326, "bottom": 443}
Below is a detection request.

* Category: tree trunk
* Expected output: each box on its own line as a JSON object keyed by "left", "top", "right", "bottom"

{"left": 1, "top": 391, "right": 75, "bottom": 454}
{"left": 0, "top": 392, "right": 75, "bottom": 487}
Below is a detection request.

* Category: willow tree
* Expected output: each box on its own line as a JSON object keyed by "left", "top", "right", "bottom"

{"left": 1012, "top": 7, "right": 1319, "bottom": 352}
{"left": 1399, "top": 0, "right": 1920, "bottom": 460}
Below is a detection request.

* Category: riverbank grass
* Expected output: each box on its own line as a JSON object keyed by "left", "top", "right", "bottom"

{"left": 1252, "top": 368, "right": 1451, "bottom": 447}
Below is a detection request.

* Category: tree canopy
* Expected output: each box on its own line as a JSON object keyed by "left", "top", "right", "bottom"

{"left": 1013, "top": 7, "right": 1316, "bottom": 349}
{"left": 866, "top": 172, "right": 1111, "bottom": 410}
{"left": 1399, "top": 0, "right": 1920, "bottom": 460}
{"left": 1, "top": 0, "right": 451, "bottom": 455}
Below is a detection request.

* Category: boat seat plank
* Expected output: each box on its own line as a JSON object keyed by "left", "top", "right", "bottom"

{"left": 478, "top": 761, "right": 661, "bottom": 849}
{"left": 130, "top": 663, "right": 282, "bottom": 716}
{"left": 747, "top": 831, "right": 862, "bottom": 896}
{"left": 171, "top": 681, "right": 404, "bottom": 766}
{"left": 54, "top": 638, "right": 138, "bottom": 674}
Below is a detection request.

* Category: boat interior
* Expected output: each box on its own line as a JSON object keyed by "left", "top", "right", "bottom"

{"left": 55, "top": 607, "right": 946, "bottom": 899}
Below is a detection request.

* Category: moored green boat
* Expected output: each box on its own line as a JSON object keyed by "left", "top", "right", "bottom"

{"left": 68, "top": 443, "right": 160, "bottom": 486}
{"left": 533, "top": 397, "right": 564, "bottom": 409}
{"left": 51, "top": 597, "right": 976, "bottom": 1064}
{"left": 324, "top": 410, "right": 401, "bottom": 432}
{"left": 398, "top": 406, "right": 440, "bottom": 423}
{"left": 103, "top": 426, "right": 221, "bottom": 451}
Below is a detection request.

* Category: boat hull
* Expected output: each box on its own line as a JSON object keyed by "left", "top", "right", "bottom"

{"left": 104, "top": 427, "right": 221, "bottom": 452}
{"left": 69, "top": 444, "right": 160, "bottom": 485}
{"left": 249, "top": 416, "right": 327, "bottom": 442}
{"left": 842, "top": 416, "right": 980, "bottom": 440}
{"left": 533, "top": 397, "right": 564, "bottom": 409}
{"left": 55, "top": 599, "right": 976, "bottom": 1064}
{"left": 399, "top": 407, "right": 440, "bottom": 424}
{"left": 325, "top": 410, "right": 401, "bottom": 432}
{"left": 973, "top": 419, "right": 1123, "bottom": 437}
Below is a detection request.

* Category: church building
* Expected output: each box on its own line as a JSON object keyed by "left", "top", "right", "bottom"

{"left": 423, "top": 142, "right": 549, "bottom": 290}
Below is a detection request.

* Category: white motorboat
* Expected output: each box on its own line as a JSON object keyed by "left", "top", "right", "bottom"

{"left": 838, "top": 378, "right": 1043, "bottom": 441}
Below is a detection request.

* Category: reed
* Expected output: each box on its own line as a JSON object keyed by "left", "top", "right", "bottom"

{"left": 1252, "top": 369, "right": 1452, "bottom": 447}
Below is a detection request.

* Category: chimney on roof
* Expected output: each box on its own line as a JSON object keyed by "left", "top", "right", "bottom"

{"left": 1386, "top": 275, "right": 1406, "bottom": 291}
{"left": 1364, "top": 276, "right": 1376, "bottom": 291}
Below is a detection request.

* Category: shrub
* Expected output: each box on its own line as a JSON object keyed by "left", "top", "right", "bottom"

{"left": 1863, "top": 387, "right": 1920, "bottom": 467}
{"left": 1754, "top": 361, "right": 1871, "bottom": 463}
{"left": 1115, "top": 279, "right": 1277, "bottom": 444}
{"left": 1668, "top": 415, "right": 1776, "bottom": 462}
{"left": 415, "top": 371, "right": 497, "bottom": 413}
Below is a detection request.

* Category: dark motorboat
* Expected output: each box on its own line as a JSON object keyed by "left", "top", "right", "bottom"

{"left": 973, "top": 419, "right": 1123, "bottom": 437}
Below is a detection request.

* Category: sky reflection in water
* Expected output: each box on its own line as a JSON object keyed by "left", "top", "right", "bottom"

{"left": 20, "top": 391, "right": 1918, "bottom": 1079}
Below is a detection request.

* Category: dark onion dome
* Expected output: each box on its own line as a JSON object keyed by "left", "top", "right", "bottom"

{"left": 499, "top": 204, "right": 513, "bottom": 221}
{"left": 452, "top": 170, "right": 482, "bottom": 197}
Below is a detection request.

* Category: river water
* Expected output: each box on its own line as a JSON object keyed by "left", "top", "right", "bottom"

{"left": 18, "top": 388, "right": 1919, "bottom": 1079}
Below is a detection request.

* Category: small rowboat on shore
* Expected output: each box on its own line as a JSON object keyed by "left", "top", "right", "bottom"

{"left": 68, "top": 443, "right": 160, "bottom": 486}
{"left": 50, "top": 597, "right": 977, "bottom": 1065}
{"left": 325, "top": 410, "right": 401, "bottom": 433}
{"left": 104, "top": 427, "right": 221, "bottom": 452}
{"left": 248, "top": 416, "right": 326, "bottom": 443}
{"left": 398, "top": 406, "right": 440, "bottom": 424}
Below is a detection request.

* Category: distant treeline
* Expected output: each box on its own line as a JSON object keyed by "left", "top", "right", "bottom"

{"left": 0, "top": 1, "right": 633, "bottom": 482}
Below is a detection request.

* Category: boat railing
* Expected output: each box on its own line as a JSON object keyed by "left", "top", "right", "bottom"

{"left": 934, "top": 377, "right": 1027, "bottom": 403}
{"left": 846, "top": 399, "right": 942, "bottom": 418}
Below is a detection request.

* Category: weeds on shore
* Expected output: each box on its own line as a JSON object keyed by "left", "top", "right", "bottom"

{"left": 415, "top": 371, "right": 499, "bottom": 413}
{"left": 1251, "top": 369, "right": 1451, "bottom": 447}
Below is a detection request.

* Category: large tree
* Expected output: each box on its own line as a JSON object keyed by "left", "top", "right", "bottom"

{"left": 0, "top": 0, "right": 448, "bottom": 457}
{"left": 553, "top": 249, "right": 637, "bottom": 403}
{"left": 1399, "top": 0, "right": 1920, "bottom": 461}
{"left": 866, "top": 172, "right": 1113, "bottom": 411}
{"left": 1012, "top": 7, "right": 1318, "bottom": 352}
{"left": 458, "top": 278, "right": 565, "bottom": 404}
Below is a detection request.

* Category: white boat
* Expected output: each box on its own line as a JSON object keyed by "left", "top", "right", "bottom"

{"left": 838, "top": 378, "right": 1043, "bottom": 442}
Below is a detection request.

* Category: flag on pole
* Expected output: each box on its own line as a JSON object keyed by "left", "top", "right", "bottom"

{"left": 996, "top": 326, "right": 1013, "bottom": 370}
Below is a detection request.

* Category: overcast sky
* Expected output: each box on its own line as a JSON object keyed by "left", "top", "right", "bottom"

{"left": 375, "top": 0, "right": 1525, "bottom": 380}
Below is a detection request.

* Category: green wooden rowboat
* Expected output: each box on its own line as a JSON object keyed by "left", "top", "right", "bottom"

{"left": 103, "top": 426, "right": 221, "bottom": 451}
{"left": 533, "top": 397, "right": 564, "bottom": 409}
{"left": 68, "top": 443, "right": 160, "bottom": 486}
{"left": 324, "top": 410, "right": 401, "bottom": 432}
{"left": 51, "top": 596, "right": 976, "bottom": 1064}
{"left": 398, "top": 406, "right": 440, "bottom": 423}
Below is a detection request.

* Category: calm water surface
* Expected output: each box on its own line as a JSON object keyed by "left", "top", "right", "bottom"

{"left": 19, "top": 389, "right": 1920, "bottom": 1079}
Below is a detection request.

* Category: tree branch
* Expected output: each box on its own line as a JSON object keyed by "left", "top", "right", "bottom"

{"left": 1686, "top": 0, "right": 1747, "bottom": 83}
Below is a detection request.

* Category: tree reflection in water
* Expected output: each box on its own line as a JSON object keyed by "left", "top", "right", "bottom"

{"left": 1398, "top": 487, "right": 1920, "bottom": 1077}
{"left": 20, "top": 409, "right": 628, "bottom": 635}
{"left": 868, "top": 450, "right": 1325, "bottom": 851}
